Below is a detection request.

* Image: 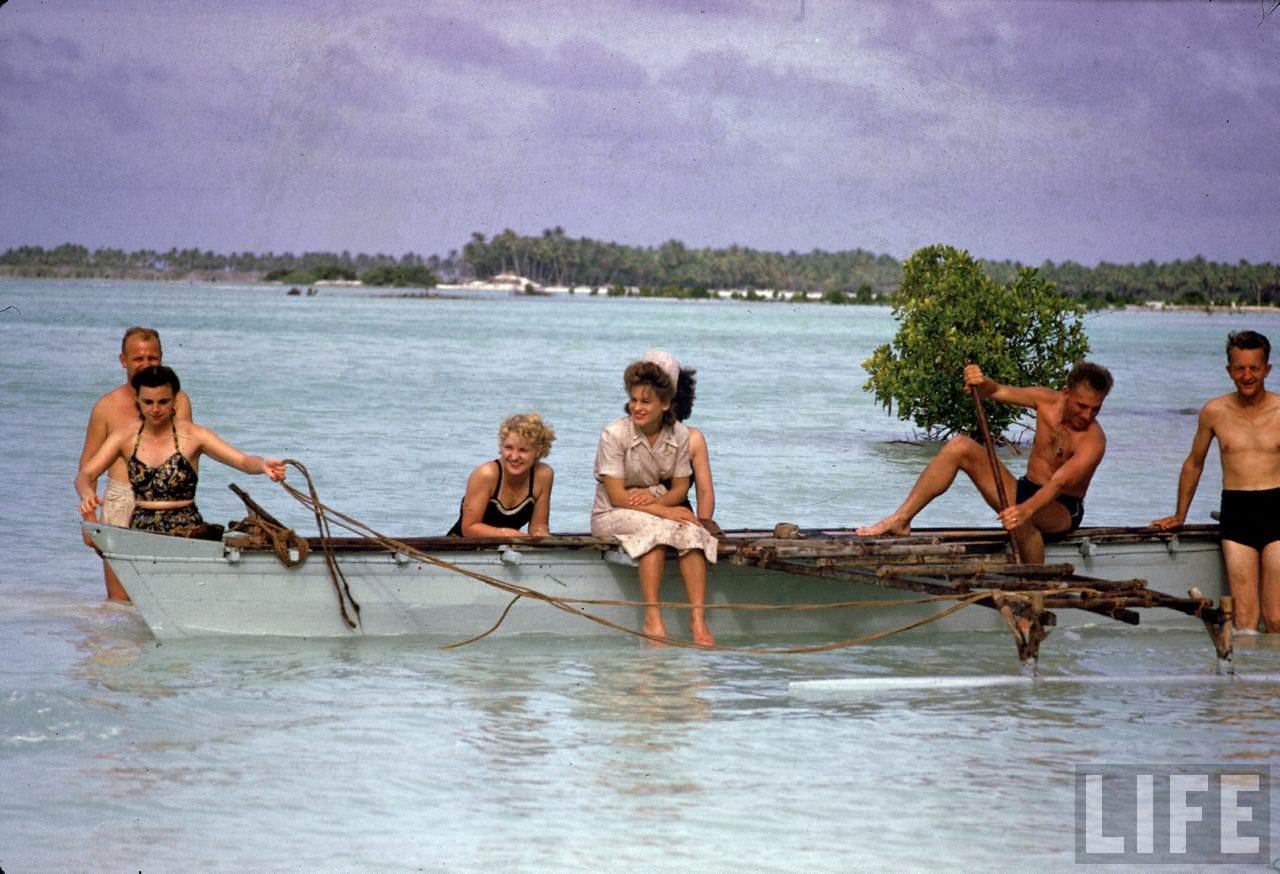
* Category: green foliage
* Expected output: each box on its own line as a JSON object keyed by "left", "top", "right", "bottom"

{"left": 637, "top": 283, "right": 703, "bottom": 299}
{"left": 862, "top": 244, "right": 1090, "bottom": 440}
{"left": 0, "top": 245, "right": 462, "bottom": 283}
{"left": 461, "top": 228, "right": 902, "bottom": 296}
{"left": 360, "top": 265, "right": 394, "bottom": 285}
{"left": 312, "top": 264, "right": 357, "bottom": 281}
{"left": 360, "top": 264, "right": 439, "bottom": 288}
{"left": 267, "top": 269, "right": 316, "bottom": 284}
{"left": 263, "top": 263, "right": 352, "bottom": 283}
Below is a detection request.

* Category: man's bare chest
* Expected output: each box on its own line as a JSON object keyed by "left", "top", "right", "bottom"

{"left": 106, "top": 394, "right": 142, "bottom": 430}
{"left": 1217, "top": 409, "right": 1280, "bottom": 455}
{"left": 1032, "top": 415, "right": 1078, "bottom": 470}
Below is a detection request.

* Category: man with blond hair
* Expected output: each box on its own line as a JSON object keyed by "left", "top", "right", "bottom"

{"left": 79, "top": 327, "right": 192, "bottom": 601}
{"left": 1153, "top": 330, "right": 1280, "bottom": 633}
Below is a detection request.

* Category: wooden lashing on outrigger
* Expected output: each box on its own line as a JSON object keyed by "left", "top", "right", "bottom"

{"left": 992, "top": 591, "right": 1050, "bottom": 667}
{"left": 731, "top": 533, "right": 1235, "bottom": 670}
{"left": 988, "top": 588, "right": 1233, "bottom": 670}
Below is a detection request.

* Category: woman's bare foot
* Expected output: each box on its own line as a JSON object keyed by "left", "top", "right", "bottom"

{"left": 855, "top": 515, "right": 911, "bottom": 537}
{"left": 691, "top": 621, "right": 715, "bottom": 647}
{"left": 643, "top": 617, "right": 670, "bottom": 645}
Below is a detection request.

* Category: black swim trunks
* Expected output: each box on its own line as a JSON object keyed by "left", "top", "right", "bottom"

{"left": 1218, "top": 488, "right": 1280, "bottom": 551}
{"left": 1015, "top": 476, "right": 1085, "bottom": 531}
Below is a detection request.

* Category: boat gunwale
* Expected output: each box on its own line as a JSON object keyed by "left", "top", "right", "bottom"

{"left": 222, "top": 523, "right": 1222, "bottom": 555}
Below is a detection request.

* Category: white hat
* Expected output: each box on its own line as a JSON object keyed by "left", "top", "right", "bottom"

{"left": 642, "top": 349, "right": 680, "bottom": 387}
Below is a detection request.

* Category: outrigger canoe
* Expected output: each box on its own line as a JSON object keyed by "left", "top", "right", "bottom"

{"left": 84, "top": 503, "right": 1234, "bottom": 665}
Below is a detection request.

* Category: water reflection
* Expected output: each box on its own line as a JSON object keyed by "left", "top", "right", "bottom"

{"left": 576, "top": 649, "right": 713, "bottom": 728}
{"left": 449, "top": 656, "right": 558, "bottom": 771}
{"left": 71, "top": 603, "right": 154, "bottom": 696}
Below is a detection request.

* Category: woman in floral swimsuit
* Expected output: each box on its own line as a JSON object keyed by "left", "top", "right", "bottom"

{"left": 77, "top": 366, "right": 286, "bottom": 535}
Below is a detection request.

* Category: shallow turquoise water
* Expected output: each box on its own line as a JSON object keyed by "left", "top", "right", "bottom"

{"left": 2, "top": 279, "right": 1278, "bottom": 870}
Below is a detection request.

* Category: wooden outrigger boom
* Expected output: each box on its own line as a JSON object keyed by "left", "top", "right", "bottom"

{"left": 724, "top": 529, "right": 1234, "bottom": 669}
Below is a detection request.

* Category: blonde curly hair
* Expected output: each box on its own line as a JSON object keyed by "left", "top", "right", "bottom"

{"left": 498, "top": 412, "right": 556, "bottom": 459}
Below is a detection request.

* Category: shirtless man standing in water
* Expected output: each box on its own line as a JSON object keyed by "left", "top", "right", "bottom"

{"left": 79, "top": 327, "right": 192, "bottom": 601}
{"left": 856, "top": 362, "right": 1113, "bottom": 564}
{"left": 1153, "top": 330, "right": 1280, "bottom": 633}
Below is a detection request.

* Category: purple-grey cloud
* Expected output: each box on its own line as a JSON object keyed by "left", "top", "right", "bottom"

{"left": 627, "top": 0, "right": 759, "bottom": 15}
{"left": 660, "top": 46, "right": 938, "bottom": 138}
{"left": 0, "top": 29, "right": 167, "bottom": 135}
{"left": 398, "top": 13, "right": 530, "bottom": 73}
{"left": 541, "top": 87, "right": 731, "bottom": 155}
{"left": 397, "top": 13, "right": 649, "bottom": 93}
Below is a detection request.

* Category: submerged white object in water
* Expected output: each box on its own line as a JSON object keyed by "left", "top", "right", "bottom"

{"left": 789, "top": 672, "right": 1280, "bottom": 696}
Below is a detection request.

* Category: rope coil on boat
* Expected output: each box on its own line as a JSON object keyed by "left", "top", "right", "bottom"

{"left": 227, "top": 484, "right": 309, "bottom": 567}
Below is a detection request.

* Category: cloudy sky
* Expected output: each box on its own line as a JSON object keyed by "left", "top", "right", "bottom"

{"left": 3, "top": 0, "right": 1277, "bottom": 265}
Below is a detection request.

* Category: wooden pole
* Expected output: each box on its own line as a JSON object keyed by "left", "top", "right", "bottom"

{"left": 970, "top": 384, "right": 1024, "bottom": 564}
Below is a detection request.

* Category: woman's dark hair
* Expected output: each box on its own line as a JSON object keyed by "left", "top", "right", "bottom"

{"left": 131, "top": 364, "right": 181, "bottom": 395}
{"left": 622, "top": 360, "right": 677, "bottom": 426}
{"left": 672, "top": 367, "right": 697, "bottom": 421}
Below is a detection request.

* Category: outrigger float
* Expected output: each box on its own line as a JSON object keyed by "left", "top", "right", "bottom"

{"left": 84, "top": 483, "right": 1235, "bottom": 669}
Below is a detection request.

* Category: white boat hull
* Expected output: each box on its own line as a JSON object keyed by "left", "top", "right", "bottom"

{"left": 86, "top": 523, "right": 1226, "bottom": 642}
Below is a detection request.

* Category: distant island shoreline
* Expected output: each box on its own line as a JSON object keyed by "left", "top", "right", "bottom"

{"left": 4, "top": 231, "right": 1279, "bottom": 309}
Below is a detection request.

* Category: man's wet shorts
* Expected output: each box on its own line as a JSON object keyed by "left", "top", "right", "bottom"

{"left": 102, "top": 479, "right": 135, "bottom": 527}
{"left": 1016, "top": 476, "right": 1084, "bottom": 531}
{"left": 1219, "top": 487, "right": 1280, "bottom": 551}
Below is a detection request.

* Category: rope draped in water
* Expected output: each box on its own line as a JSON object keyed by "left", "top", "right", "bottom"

{"left": 264, "top": 470, "right": 1075, "bottom": 653}
{"left": 282, "top": 460, "right": 361, "bottom": 629}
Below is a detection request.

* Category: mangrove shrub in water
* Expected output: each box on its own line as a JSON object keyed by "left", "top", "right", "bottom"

{"left": 862, "top": 244, "right": 1090, "bottom": 440}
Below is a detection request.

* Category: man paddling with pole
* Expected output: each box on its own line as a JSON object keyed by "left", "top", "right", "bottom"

{"left": 856, "top": 362, "right": 1113, "bottom": 563}
{"left": 1152, "top": 330, "right": 1280, "bottom": 632}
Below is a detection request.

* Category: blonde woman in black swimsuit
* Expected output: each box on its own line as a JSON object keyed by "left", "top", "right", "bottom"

{"left": 448, "top": 413, "right": 555, "bottom": 537}
{"left": 76, "top": 366, "right": 285, "bottom": 535}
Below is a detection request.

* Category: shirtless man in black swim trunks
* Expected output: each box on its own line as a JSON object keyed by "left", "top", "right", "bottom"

{"left": 1153, "top": 330, "right": 1280, "bottom": 633}
{"left": 857, "top": 361, "right": 1113, "bottom": 564}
